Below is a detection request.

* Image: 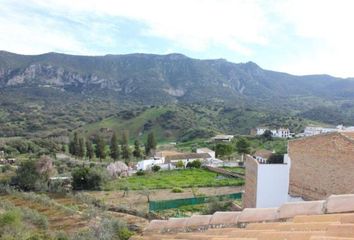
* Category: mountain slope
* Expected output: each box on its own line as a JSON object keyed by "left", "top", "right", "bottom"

{"left": 1, "top": 51, "right": 354, "bottom": 139}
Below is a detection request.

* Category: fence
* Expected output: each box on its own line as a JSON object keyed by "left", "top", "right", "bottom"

{"left": 149, "top": 192, "right": 242, "bottom": 211}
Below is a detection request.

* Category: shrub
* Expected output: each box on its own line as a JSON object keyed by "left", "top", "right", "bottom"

{"left": 175, "top": 160, "right": 184, "bottom": 168}
{"left": 267, "top": 153, "right": 284, "bottom": 164}
{"left": 72, "top": 167, "right": 108, "bottom": 190}
{"left": 186, "top": 160, "right": 202, "bottom": 169}
{"left": 171, "top": 187, "right": 183, "bottom": 193}
{"left": 151, "top": 165, "right": 161, "bottom": 172}
{"left": 11, "top": 160, "right": 40, "bottom": 191}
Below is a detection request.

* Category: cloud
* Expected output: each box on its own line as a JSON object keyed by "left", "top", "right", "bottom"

{"left": 2, "top": 0, "right": 354, "bottom": 76}
{"left": 0, "top": 0, "right": 271, "bottom": 56}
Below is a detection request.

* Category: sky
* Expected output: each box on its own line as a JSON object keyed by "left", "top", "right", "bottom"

{"left": 1, "top": 0, "right": 354, "bottom": 77}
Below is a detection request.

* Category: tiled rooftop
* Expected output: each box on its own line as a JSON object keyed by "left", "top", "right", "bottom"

{"left": 131, "top": 194, "right": 354, "bottom": 240}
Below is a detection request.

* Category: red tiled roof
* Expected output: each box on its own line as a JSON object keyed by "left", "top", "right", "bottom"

{"left": 132, "top": 194, "right": 354, "bottom": 240}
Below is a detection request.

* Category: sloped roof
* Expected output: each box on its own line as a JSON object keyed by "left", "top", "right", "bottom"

{"left": 197, "top": 148, "right": 215, "bottom": 153}
{"left": 165, "top": 153, "right": 211, "bottom": 162}
{"left": 132, "top": 194, "right": 354, "bottom": 240}
{"left": 155, "top": 150, "right": 183, "bottom": 158}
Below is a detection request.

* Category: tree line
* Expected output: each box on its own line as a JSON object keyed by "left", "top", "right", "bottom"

{"left": 68, "top": 131, "right": 157, "bottom": 163}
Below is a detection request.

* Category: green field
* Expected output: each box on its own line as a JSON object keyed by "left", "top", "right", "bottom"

{"left": 104, "top": 169, "right": 244, "bottom": 190}
{"left": 221, "top": 167, "right": 245, "bottom": 175}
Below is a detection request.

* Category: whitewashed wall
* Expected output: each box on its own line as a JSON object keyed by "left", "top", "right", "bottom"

{"left": 255, "top": 154, "right": 291, "bottom": 208}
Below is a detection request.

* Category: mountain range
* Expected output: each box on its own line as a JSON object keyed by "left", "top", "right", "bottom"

{"left": 1, "top": 50, "right": 354, "bottom": 140}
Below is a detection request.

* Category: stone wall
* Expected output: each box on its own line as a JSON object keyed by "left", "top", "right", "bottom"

{"left": 288, "top": 132, "right": 354, "bottom": 200}
{"left": 243, "top": 155, "right": 258, "bottom": 208}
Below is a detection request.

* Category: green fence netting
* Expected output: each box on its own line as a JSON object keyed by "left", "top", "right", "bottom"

{"left": 149, "top": 192, "right": 242, "bottom": 211}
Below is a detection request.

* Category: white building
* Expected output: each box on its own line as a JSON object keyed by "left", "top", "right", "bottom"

{"left": 256, "top": 127, "right": 291, "bottom": 138}
{"left": 196, "top": 148, "right": 216, "bottom": 159}
{"left": 212, "top": 135, "right": 234, "bottom": 142}
{"left": 256, "top": 128, "right": 268, "bottom": 135}
{"left": 303, "top": 125, "right": 351, "bottom": 137}
{"left": 165, "top": 153, "right": 212, "bottom": 167}
{"left": 244, "top": 153, "right": 302, "bottom": 208}
{"left": 136, "top": 158, "right": 164, "bottom": 171}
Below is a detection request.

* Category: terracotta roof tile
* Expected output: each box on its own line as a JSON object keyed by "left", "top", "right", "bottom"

{"left": 278, "top": 200, "right": 325, "bottom": 219}
{"left": 326, "top": 194, "right": 354, "bottom": 213}
{"left": 238, "top": 208, "right": 278, "bottom": 223}
{"left": 139, "top": 194, "right": 354, "bottom": 240}
{"left": 209, "top": 211, "right": 240, "bottom": 227}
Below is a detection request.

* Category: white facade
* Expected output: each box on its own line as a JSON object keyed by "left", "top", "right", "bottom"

{"left": 255, "top": 154, "right": 295, "bottom": 208}
{"left": 136, "top": 158, "right": 164, "bottom": 171}
{"left": 256, "top": 127, "right": 291, "bottom": 138}
{"left": 256, "top": 128, "right": 268, "bottom": 135}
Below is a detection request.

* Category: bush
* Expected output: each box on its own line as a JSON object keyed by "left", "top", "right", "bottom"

{"left": 136, "top": 169, "right": 145, "bottom": 176}
{"left": 267, "top": 153, "right": 284, "bottom": 164}
{"left": 175, "top": 160, "right": 184, "bottom": 168}
{"left": 171, "top": 187, "right": 183, "bottom": 193}
{"left": 11, "top": 160, "right": 40, "bottom": 191}
{"left": 186, "top": 160, "right": 202, "bottom": 169}
{"left": 151, "top": 165, "right": 161, "bottom": 172}
{"left": 72, "top": 167, "right": 107, "bottom": 190}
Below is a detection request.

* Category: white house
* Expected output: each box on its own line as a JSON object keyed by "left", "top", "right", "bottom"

{"left": 196, "top": 148, "right": 215, "bottom": 159}
{"left": 256, "top": 128, "right": 268, "bottom": 135}
{"left": 256, "top": 127, "right": 291, "bottom": 138}
{"left": 136, "top": 158, "right": 164, "bottom": 171}
{"left": 165, "top": 153, "right": 212, "bottom": 167}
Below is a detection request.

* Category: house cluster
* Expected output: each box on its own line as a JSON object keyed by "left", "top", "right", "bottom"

{"left": 298, "top": 124, "right": 354, "bottom": 137}
{"left": 244, "top": 130, "right": 354, "bottom": 208}
{"left": 255, "top": 127, "right": 292, "bottom": 138}
{"left": 136, "top": 148, "right": 221, "bottom": 171}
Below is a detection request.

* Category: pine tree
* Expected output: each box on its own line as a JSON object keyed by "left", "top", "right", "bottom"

{"left": 86, "top": 139, "right": 94, "bottom": 160}
{"left": 78, "top": 137, "right": 86, "bottom": 158}
{"left": 69, "top": 132, "right": 81, "bottom": 156}
{"left": 95, "top": 135, "right": 106, "bottom": 161}
{"left": 145, "top": 132, "right": 157, "bottom": 155}
{"left": 110, "top": 132, "right": 120, "bottom": 161}
{"left": 121, "top": 131, "right": 131, "bottom": 161}
{"left": 133, "top": 140, "right": 142, "bottom": 158}
{"left": 235, "top": 137, "right": 251, "bottom": 162}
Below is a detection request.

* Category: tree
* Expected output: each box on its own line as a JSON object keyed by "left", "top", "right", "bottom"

{"left": 121, "top": 131, "right": 131, "bottom": 162}
{"left": 262, "top": 130, "right": 273, "bottom": 141}
{"left": 215, "top": 143, "right": 234, "bottom": 157}
{"left": 110, "top": 132, "right": 120, "bottom": 161}
{"left": 235, "top": 137, "right": 251, "bottom": 162}
{"left": 78, "top": 137, "right": 86, "bottom": 158}
{"left": 145, "top": 132, "right": 157, "bottom": 155}
{"left": 139, "top": 188, "right": 151, "bottom": 203}
{"left": 86, "top": 139, "right": 95, "bottom": 160}
{"left": 95, "top": 135, "right": 106, "bottom": 161}
{"left": 69, "top": 132, "right": 80, "bottom": 156}
{"left": 72, "top": 167, "right": 107, "bottom": 190}
{"left": 12, "top": 156, "right": 54, "bottom": 191}
{"left": 132, "top": 140, "right": 142, "bottom": 158}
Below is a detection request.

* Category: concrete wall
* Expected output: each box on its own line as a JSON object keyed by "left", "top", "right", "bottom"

{"left": 243, "top": 155, "right": 258, "bottom": 208}
{"left": 244, "top": 154, "right": 292, "bottom": 208}
{"left": 288, "top": 132, "right": 354, "bottom": 200}
{"left": 256, "top": 156, "right": 290, "bottom": 208}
